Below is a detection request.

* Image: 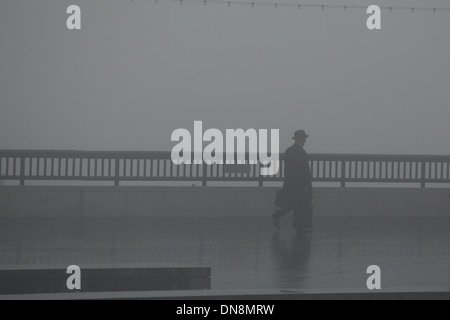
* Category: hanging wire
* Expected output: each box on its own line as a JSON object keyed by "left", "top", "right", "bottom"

{"left": 164, "top": 0, "right": 450, "bottom": 14}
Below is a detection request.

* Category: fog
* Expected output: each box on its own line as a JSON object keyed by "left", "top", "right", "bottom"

{"left": 1, "top": 0, "right": 449, "bottom": 155}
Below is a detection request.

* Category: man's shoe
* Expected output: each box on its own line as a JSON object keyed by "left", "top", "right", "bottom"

{"left": 304, "top": 226, "right": 314, "bottom": 233}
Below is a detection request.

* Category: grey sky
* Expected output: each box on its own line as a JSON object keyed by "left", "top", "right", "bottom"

{"left": 0, "top": 0, "right": 449, "bottom": 154}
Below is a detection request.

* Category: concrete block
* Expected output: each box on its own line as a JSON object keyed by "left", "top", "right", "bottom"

{"left": 83, "top": 191, "right": 126, "bottom": 217}
{"left": 1, "top": 186, "right": 448, "bottom": 218}
{"left": 164, "top": 191, "right": 200, "bottom": 217}
{"left": 435, "top": 191, "right": 450, "bottom": 217}
{"left": 48, "top": 191, "right": 83, "bottom": 218}
{"left": 313, "top": 191, "right": 339, "bottom": 217}
{"left": 236, "top": 191, "right": 274, "bottom": 217}
{"left": 199, "top": 191, "right": 237, "bottom": 217}
{"left": 9, "top": 190, "right": 48, "bottom": 217}
{"left": 404, "top": 191, "right": 450, "bottom": 217}
{"left": 0, "top": 266, "right": 211, "bottom": 294}
{"left": 126, "top": 191, "right": 164, "bottom": 217}
{"left": 0, "top": 189, "right": 9, "bottom": 217}
{"left": 339, "top": 192, "right": 373, "bottom": 217}
{"left": 404, "top": 192, "right": 430, "bottom": 217}
{"left": 372, "top": 191, "right": 405, "bottom": 217}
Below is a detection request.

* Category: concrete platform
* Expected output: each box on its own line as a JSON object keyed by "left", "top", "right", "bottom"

{"left": 0, "top": 217, "right": 449, "bottom": 298}
{"left": 0, "top": 265, "right": 210, "bottom": 295}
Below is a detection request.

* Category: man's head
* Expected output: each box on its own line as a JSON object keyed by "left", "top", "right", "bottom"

{"left": 292, "top": 130, "right": 309, "bottom": 147}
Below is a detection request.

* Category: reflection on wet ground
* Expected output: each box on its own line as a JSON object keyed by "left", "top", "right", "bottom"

{"left": 0, "top": 218, "right": 449, "bottom": 291}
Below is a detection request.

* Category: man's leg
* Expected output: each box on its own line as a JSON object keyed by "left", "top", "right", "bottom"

{"left": 305, "top": 189, "right": 314, "bottom": 231}
{"left": 293, "top": 190, "right": 313, "bottom": 234}
{"left": 293, "top": 205, "right": 306, "bottom": 234}
{"left": 272, "top": 205, "right": 292, "bottom": 229}
{"left": 304, "top": 205, "right": 314, "bottom": 232}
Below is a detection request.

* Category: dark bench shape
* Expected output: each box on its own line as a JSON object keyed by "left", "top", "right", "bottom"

{"left": 0, "top": 266, "right": 211, "bottom": 295}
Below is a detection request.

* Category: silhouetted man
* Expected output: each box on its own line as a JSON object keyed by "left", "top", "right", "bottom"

{"left": 272, "top": 130, "right": 313, "bottom": 234}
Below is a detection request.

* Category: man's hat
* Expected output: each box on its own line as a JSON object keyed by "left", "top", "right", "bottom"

{"left": 292, "top": 130, "right": 309, "bottom": 140}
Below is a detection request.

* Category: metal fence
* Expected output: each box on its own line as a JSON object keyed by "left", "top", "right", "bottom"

{"left": 1, "top": 150, "right": 450, "bottom": 188}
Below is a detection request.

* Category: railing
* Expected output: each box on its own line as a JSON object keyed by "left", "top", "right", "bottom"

{"left": 1, "top": 150, "right": 450, "bottom": 188}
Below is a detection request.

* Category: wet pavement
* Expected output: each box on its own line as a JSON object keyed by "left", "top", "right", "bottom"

{"left": 0, "top": 217, "right": 449, "bottom": 292}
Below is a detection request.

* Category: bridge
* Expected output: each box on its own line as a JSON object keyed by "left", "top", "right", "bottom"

{"left": 1, "top": 150, "right": 450, "bottom": 188}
